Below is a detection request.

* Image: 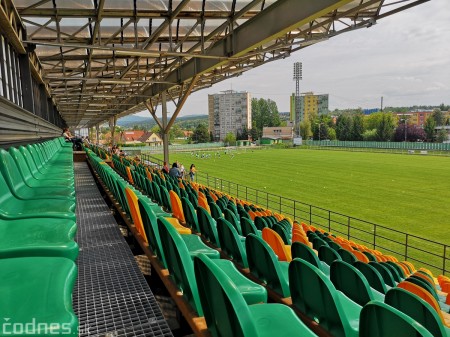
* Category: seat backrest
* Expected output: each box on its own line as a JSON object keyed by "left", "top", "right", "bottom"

{"left": 359, "top": 301, "right": 434, "bottom": 337}
{"left": 124, "top": 188, "right": 149, "bottom": 243}
{"left": 312, "top": 237, "right": 329, "bottom": 251}
{"left": 385, "top": 288, "right": 447, "bottom": 337}
{"left": 137, "top": 198, "right": 166, "bottom": 267}
{"left": 208, "top": 202, "right": 221, "bottom": 220}
{"left": 169, "top": 190, "right": 186, "bottom": 224}
{"left": 318, "top": 245, "right": 342, "bottom": 266}
{"left": 289, "top": 258, "right": 353, "bottom": 337}
{"left": 291, "top": 242, "right": 323, "bottom": 270}
{"left": 159, "top": 185, "right": 172, "bottom": 212}
{"left": 354, "top": 261, "right": 388, "bottom": 294}
{"left": 193, "top": 254, "right": 258, "bottom": 337}
{"left": 223, "top": 208, "right": 242, "bottom": 235}
{"left": 181, "top": 197, "right": 200, "bottom": 232}
{"left": 338, "top": 248, "right": 357, "bottom": 264}
{"left": 363, "top": 251, "right": 378, "bottom": 262}
{"left": 25, "top": 144, "right": 44, "bottom": 169}
{"left": 406, "top": 276, "right": 440, "bottom": 303}
{"left": 216, "top": 218, "right": 248, "bottom": 268}
{"left": 197, "top": 206, "right": 220, "bottom": 247}
{"left": 261, "top": 228, "right": 291, "bottom": 262}
{"left": 157, "top": 217, "right": 203, "bottom": 316}
{"left": 330, "top": 260, "right": 375, "bottom": 307}
{"left": 245, "top": 234, "right": 290, "bottom": 297}
{"left": 380, "top": 262, "right": 403, "bottom": 283}
{"left": 397, "top": 281, "right": 445, "bottom": 320}
{"left": 8, "top": 147, "right": 35, "bottom": 183}
{"left": 272, "top": 223, "right": 291, "bottom": 245}
{"left": 254, "top": 216, "right": 268, "bottom": 230}
{"left": 240, "top": 218, "right": 259, "bottom": 237}
{"left": 369, "top": 262, "right": 397, "bottom": 287}
{"left": 352, "top": 250, "right": 370, "bottom": 263}
{"left": 198, "top": 193, "right": 211, "bottom": 214}
{"left": 0, "top": 149, "right": 26, "bottom": 192}
{"left": 18, "top": 146, "right": 40, "bottom": 176}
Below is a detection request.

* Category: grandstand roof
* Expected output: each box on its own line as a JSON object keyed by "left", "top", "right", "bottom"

{"left": 8, "top": 0, "right": 428, "bottom": 128}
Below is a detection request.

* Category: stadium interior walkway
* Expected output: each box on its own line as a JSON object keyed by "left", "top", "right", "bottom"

{"left": 73, "top": 162, "right": 173, "bottom": 337}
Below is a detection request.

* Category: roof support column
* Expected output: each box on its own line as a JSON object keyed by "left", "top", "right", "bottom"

{"left": 109, "top": 116, "right": 117, "bottom": 146}
{"left": 161, "top": 91, "right": 169, "bottom": 165}
{"left": 95, "top": 124, "right": 100, "bottom": 145}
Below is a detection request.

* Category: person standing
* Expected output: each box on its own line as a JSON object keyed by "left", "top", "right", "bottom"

{"left": 189, "top": 164, "right": 196, "bottom": 181}
{"left": 169, "top": 162, "right": 180, "bottom": 179}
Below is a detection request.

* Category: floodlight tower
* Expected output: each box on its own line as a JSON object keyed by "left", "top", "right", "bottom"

{"left": 293, "top": 62, "right": 302, "bottom": 126}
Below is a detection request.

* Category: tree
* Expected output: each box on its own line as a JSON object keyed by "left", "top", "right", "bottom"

{"left": 436, "top": 129, "right": 448, "bottom": 143}
{"left": 236, "top": 126, "right": 249, "bottom": 140}
{"left": 299, "top": 120, "right": 312, "bottom": 140}
{"left": 251, "top": 98, "right": 281, "bottom": 136}
{"left": 312, "top": 122, "right": 329, "bottom": 140}
{"left": 335, "top": 114, "right": 352, "bottom": 141}
{"left": 224, "top": 132, "right": 237, "bottom": 146}
{"left": 424, "top": 117, "right": 436, "bottom": 142}
{"left": 431, "top": 109, "right": 445, "bottom": 126}
{"left": 191, "top": 124, "right": 210, "bottom": 143}
{"left": 328, "top": 128, "right": 337, "bottom": 141}
{"left": 351, "top": 114, "right": 365, "bottom": 141}
{"left": 393, "top": 124, "right": 426, "bottom": 142}
{"left": 376, "top": 113, "right": 395, "bottom": 141}
{"left": 362, "top": 129, "right": 377, "bottom": 141}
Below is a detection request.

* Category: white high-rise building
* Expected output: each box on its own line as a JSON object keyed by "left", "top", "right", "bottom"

{"left": 208, "top": 90, "right": 251, "bottom": 141}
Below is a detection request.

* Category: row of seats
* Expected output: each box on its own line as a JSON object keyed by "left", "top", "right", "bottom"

{"left": 88, "top": 146, "right": 448, "bottom": 337}
{"left": 0, "top": 138, "right": 79, "bottom": 336}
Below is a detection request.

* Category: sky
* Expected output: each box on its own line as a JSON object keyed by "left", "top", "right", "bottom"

{"left": 137, "top": 0, "right": 450, "bottom": 118}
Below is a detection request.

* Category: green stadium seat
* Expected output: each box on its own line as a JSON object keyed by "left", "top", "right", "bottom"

{"left": 197, "top": 206, "right": 221, "bottom": 248}
{"left": 181, "top": 197, "right": 201, "bottom": 232}
{"left": 359, "top": 301, "right": 434, "bottom": 337}
{"left": 291, "top": 241, "right": 330, "bottom": 275}
{"left": 254, "top": 216, "right": 269, "bottom": 230}
{"left": 385, "top": 287, "right": 450, "bottom": 337}
{"left": 330, "top": 260, "right": 384, "bottom": 307}
{"left": 216, "top": 218, "right": 248, "bottom": 268}
{"left": 369, "top": 262, "right": 397, "bottom": 287}
{"left": 209, "top": 202, "right": 223, "bottom": 220}
{"left": 0, "top": 149, "right": 75, "bottom": 201}
{"left": 289, "top": 258, "right": 361, "bottom": 337}
{"left": 193, "top": 254, "right": 316, "bottom": 337}
{"left": 240, "top": 217, "right": 261, "bottom": 237}
{"left": 272, "top": 223, "right": 291, "bottom": 245}
{"left": 245, "top": 234, "right": 290, "bottom": 298}
{"left": 318, "top": 245, "right": 342, "bottom": 266}
{"left": 312, "top": 237, "right": 329, "bottom": 251}
{"left": 354, "top": 261, "right": 389, "bottom": 294}
{"left": 9, "top": 147, "right": 74, "bottom": 188}
{"left": 380, "top": 261, "right": 404, "bottom": 283}
{"left": 0, "top": 218, "right": 78, "bottom": 260}
{"left": 0, "top": 257, "right": 78, "bottom": 336}
{"left": 337, "top": 248, "right": 358, "bottom": 264}
{"left": 224, "top": 208, "right": 243, "bottom": 235}
{"left": 157, "top": 219, "right": 266, "bottom": 316}
{"left": 363, "top": 251, "right": 378, "bottom": 262}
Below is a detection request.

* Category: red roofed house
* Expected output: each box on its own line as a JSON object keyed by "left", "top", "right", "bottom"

{"left": 120, "top": 130, "right": 145, "bottom": 144}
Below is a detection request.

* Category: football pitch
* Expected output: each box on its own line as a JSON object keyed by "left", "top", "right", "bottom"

{"left": 155, "top": 148, "right": 450, "bottom": 245}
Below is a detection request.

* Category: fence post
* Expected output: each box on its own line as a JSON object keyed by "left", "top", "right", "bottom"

{"left": 405, "top": 233, "right": 409, "bottom": 261}
{"left": 347, "top": 217, "right": 351, "bottom": 240}
{"left": 373, "top": 224, "right": 377, "bottom": 249}
{"left": 444, "top": 245, "right": 447, "bottom": 276}
{"left": 266, "top": 193, "right": 269, "bottom": 209}
{"left": 328, "top": 210, "right": 331, "bottom": 232}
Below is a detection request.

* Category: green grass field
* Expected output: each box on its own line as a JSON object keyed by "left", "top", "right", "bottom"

{"left": 156, "top": 148, "right": 450, "bottom": 246}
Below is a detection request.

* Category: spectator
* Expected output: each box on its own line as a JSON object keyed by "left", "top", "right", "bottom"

{"left": 62, "top": 128, "right": 82, "bottom": 150}
{"left": 189, "top": 164, "right": 196, "bottom": 181}
{"left": 180, "top": 163, "right": 185, "bottom": 179}
{"left": 162, "top": 161, "right": 169, "bottom": 174}
{"left": 169, "top": 162, "right": 180, "bottom": 179}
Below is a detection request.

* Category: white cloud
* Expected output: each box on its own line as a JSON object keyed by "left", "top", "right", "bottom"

{"left": 138, "top": 0, "right": 450, "bottom": 117}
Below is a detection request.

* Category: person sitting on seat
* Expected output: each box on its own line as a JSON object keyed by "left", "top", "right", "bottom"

{"left": 62, "top": 128, "right": 82, "bottom": 150}
{"left": 169, "top": 162, "right": 181, "bottom": 179}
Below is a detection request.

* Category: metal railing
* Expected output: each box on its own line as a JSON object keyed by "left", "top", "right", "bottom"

{"left": 141, "top": 154, "right": 449, "bottom": 275}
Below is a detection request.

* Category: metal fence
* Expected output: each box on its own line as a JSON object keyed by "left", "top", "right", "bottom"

{"left": 194, "top": 171, "right": 449, "bottom": 276}
{"left": 140, "top": 153, "right": 449, "bottom": 275}
{"left": 305, "top": 140, "right": 450, "bottom": 151}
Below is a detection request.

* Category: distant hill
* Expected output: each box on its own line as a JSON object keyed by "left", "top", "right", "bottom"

{"left": 117, "top": 114, "right": 208, "bottom": 129}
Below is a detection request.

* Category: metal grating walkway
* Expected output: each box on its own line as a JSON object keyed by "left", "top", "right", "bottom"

{"left": 73, "top": 162, "right": 173, "bottom": 337}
